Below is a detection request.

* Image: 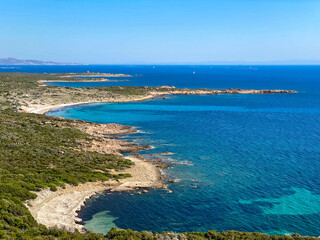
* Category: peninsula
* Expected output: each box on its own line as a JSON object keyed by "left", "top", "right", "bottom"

{"left": 0, "top": 72, "right": 308, "bottom": 240}
{"left": 0, "top": 73, "right": 295, "bottom": 114}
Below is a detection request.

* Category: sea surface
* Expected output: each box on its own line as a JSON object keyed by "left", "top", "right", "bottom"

{"left": 3, "top": 65, "right": 320, "bottom": 236}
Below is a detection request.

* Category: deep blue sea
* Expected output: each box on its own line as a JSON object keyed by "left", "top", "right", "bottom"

{"left": 2, "top": 65, "right": 320, "bottom": 236}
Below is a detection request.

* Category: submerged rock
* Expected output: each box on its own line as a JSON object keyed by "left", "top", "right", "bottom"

{"left": 166, "top": 179, "right": 181, "bottom": 183}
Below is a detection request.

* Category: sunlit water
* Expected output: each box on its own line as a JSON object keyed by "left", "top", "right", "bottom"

{"left": 4, "top": 65, "right": 320, "bottom": 236}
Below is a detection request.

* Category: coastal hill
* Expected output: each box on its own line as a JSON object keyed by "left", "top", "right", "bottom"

{"left": 0, "top": 57, "right": 84, "bottom": 65}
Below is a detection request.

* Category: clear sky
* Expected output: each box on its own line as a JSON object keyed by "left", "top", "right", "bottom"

{"left": 1, "top": 0, "right": 320, "bottom": 64}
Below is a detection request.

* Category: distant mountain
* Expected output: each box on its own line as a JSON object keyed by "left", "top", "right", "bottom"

{"left": 0, "top": 57, "right": 85, "bottom": 65}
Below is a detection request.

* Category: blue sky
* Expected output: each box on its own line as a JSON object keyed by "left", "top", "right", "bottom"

{"left": 1, "top": 0, "right": 320, "bottom": 64}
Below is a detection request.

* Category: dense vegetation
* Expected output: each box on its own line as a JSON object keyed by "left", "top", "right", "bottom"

{"left": 105, "top": 228, "right": 316, "bottom": 240}
{"left": 0, "top": 73, "right": 313, "bottom": 239}
{"left": 0, "top": 109, "right": 133, "bottom": 239}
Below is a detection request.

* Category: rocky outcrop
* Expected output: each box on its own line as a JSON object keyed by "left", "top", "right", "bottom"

{"left": 151, "top": 87, "right": 296, "bottom": 96}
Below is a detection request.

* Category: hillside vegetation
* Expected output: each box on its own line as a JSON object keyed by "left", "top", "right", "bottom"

{"left": 0, "top": 109, "right": 133, "bottom": 239}
{"left": 0, "top": 73, "right": 308, "bottom": 239}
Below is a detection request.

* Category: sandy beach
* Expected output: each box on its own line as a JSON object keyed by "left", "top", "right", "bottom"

{"left": 38, "top": 79, "right": 130, "bottom": 85}
{"left": 26, "top": 156, "right": 163, "bottom": 233}
{"left": 26, "top": 94, "right": 155, "bottom": 114}
{"left": 24, "top": 96, "right": 166, "bottom": 233}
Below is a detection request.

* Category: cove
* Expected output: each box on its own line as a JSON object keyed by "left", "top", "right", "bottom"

{"left": 48, "top": 92, "right": 320, "bottom": 236}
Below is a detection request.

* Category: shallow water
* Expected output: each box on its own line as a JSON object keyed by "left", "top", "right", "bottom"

{"left": 6, "top": 65, "right": 320, "bottom": 236}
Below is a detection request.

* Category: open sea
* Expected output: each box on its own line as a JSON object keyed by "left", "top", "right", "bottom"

{"left": 3, "top": 65, "right": 320, "bottom": 236}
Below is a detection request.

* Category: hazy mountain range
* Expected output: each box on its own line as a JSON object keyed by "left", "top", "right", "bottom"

{"left": 1, "top": 57, "right": 319, "bottom": 66}
{"left": 0, "top": 57, "right": 84, "bottom": 65}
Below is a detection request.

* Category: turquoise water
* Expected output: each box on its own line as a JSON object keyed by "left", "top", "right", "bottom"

{"left": 8, "top": 65, "right": 320, "bottom": 236}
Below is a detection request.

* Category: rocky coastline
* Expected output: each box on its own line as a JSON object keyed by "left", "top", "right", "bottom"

{"left": 24, "top": 116, "right": 167, "bottom": 233}
{"left": 21, "top": 76, "right": 297, "bottom": 234}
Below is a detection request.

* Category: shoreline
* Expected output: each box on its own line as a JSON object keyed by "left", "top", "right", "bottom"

{"left": 26, "top": 155, "right": 164, "bottom": 233}
{"left": 26, "top": 95, "right": 156, "bottom": 114}
{"left": 22, "top": 84, "right": 297, "bottom": 234}
{"left": 24, "top": 99, "right": 166, "bottom": 233}
{"left": 38, "top": 79, "right": 130, "bottom": 84}
{"left": 60, "top": 73, "right": 133, "bottom": 78}
{"left": 24, "top": 88, "right": 297, "bottom": 115}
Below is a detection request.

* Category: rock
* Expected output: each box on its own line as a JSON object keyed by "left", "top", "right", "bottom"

{"left": 166, "top": 179, "right": 181, "bottom": 183}
{"left": 156, "top": 163, "right": 170, "bottom": 169}
{"left": 164, "top": 152, "right": 172, "bottom": 155}
{"left": 136, "top": 191, "right": 142, "bottom": 195}
{"left": 74, "top": 217, "right": 82, "bottom": 224}
{"left": 150, "top": 152, "right": 173, "bottom": 156}
{"left": 155, "top": 158, "right": 163, "bottom": 163}
{"left": 142, "top": 190, "right": 148, "bottom": 193}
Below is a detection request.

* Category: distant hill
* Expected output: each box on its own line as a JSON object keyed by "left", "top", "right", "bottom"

{"left": 0, "top": 57, "right": 85, "bottom": 65}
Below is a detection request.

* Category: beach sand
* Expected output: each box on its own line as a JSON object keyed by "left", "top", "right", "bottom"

{"left": 23, "top": 96, "right": 166, "bottom": 233}
{"left": 26, "top": 156, "right": 163, "bottom": 233}
{"left": 25, "top": 94, "right": 155, "bottom": 115}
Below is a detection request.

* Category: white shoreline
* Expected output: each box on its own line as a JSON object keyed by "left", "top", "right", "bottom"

{"left": 26, "top": 95, "right": 156, "bottom": 115}
{"left": 24, "top": 100, "right": 165, "bottom": 233}
{"left": 26, "top": 154, "right": 164, "bottom": 233}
